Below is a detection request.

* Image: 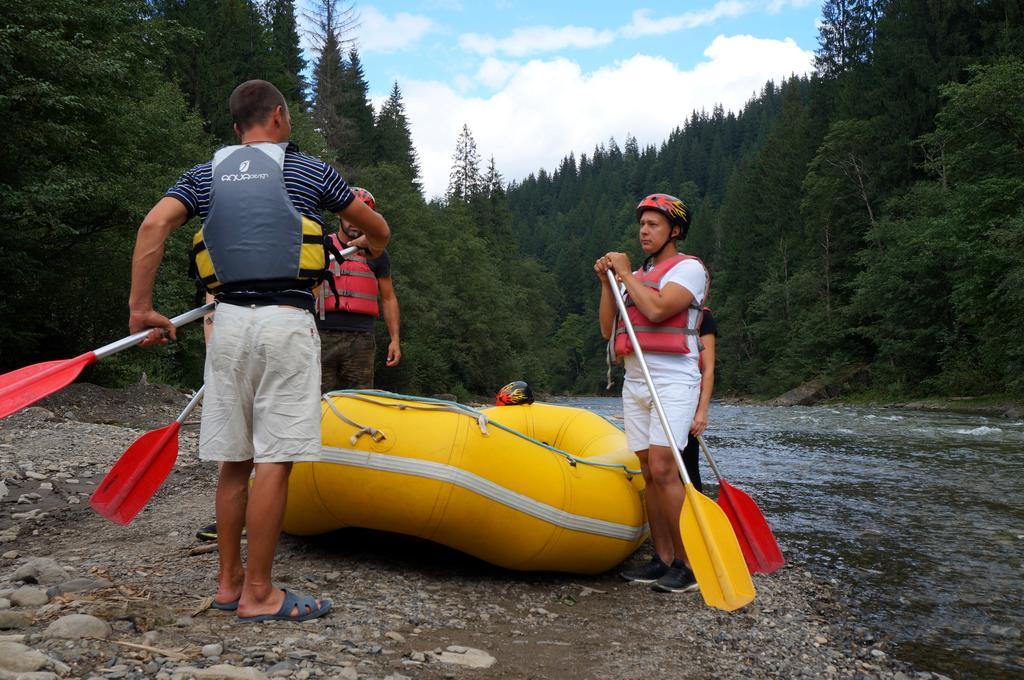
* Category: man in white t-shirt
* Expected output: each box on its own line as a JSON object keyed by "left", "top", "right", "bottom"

{"left": 595, "top": 193, "right": 709, "bottom": 594}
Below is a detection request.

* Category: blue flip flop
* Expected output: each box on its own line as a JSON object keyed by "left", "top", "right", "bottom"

{"left": 237, "top": 589, "right": 331, "bottom": 623}
{"left": 211, "top": 598, "right": 240, "bottom": 611}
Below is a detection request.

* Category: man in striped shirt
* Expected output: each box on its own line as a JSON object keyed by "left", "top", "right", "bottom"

{"left": 128, "top": 80, "right": 390, "bottom": 623}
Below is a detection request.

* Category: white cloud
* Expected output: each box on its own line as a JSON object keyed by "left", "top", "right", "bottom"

{"left": 457, "top": 1, "right": 813, "bottom": 58}
{"left": 474, "top": 57, "right": 520, "bottom": 89}
{"left": 766, "top": 0, "right": 816, "bottom": 13}
{"left": 357, "top": 6, "right": 434, "bottom": 53}
{"left": 425, "top": 0, "right": 463, "bottom": 10}
{"left": 622, "top": 2, "right": 750, "bottom": 38}
{"left": 459, "top": 25, "right": 616, "bottom": 57}
{"left": 400, "top": 35, "right": 815, "bottom": 198}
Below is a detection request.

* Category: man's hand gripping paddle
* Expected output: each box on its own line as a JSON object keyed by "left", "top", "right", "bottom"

{"left": 0, "top": 304, "right": 214, "bottom": 420}
{"left": 607, "top": 269, "right": 755, "bottom": 611}
{"left": 697, "top": 436, "right": 784, "bottom": 574}
{"left": 91, "top": 386, "right": 205, "bottom": 524}
{"left": 90, "top": 244, "right": 359, "bottom": 525}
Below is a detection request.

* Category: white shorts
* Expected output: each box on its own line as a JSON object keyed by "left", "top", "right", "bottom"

{"left": 199, "top": 303, "right": 322, "bottom": 463}
{"left": 622, "top": 379, "right": 700, "bottom": 452}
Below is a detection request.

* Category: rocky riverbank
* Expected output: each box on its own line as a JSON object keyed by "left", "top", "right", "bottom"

{"left": 0, "top": 384, "right": 939, "bottom": 679}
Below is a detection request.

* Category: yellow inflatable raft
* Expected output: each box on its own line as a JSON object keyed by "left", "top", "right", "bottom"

{"left": 282, "top": 391, "right": 647, "bottom": 574}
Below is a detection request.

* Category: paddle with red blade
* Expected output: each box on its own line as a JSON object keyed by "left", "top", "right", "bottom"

{"left": 91, "top": 385, "right": 205, "bottom": 524}
{"left": 697, "top": 435, "right": 785, "bottom": 574}
{"left": 0, "top": 303, "right": 214, "bottom": 420}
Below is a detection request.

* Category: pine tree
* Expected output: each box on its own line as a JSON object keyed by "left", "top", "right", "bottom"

{"left": 308, "top": 1, "right": 357, "bottom": 169}
{"left": 338, "top": 49, "right": 377, "bottom": 169}
{"left": 264, "top": 0, "right": 307, "bottom": 105}
{"left": 447, "top": 124, "right": 483, "bottom": 202}
{"left": 815, "top": 0, "right": 880, "bottom": 79}
{"left": 154, "top": 0, "right": 277, "bottom": 142}
{"left": 374, "top": 81, "right": 420, "bottom": 185}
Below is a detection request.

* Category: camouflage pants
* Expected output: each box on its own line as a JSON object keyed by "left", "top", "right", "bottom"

{"left": 320, "top": 330, "right": 375, "bottom": 394}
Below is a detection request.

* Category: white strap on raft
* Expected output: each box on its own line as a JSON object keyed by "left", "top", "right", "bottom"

{"left": 323, "top": 396, "right": 386, "bottom": 444}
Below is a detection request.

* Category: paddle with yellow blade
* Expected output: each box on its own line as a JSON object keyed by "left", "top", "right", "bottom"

{"left": 607, "top": 269, "right": 755, "bottom": 611}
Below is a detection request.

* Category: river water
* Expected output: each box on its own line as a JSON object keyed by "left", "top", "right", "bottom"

{"left": 556, "top": 397, "right": 1024, "bottom": 679}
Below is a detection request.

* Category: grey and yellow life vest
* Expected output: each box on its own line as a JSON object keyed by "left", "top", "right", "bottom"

{"left": 191, "top": 142, "right": 326, "bottom": 293}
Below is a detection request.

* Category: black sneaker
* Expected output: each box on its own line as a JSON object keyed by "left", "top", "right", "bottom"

{"left": 619, "top": 556, "right": 670, "bottom": 583}
{"left": 195, "top": 522, "right": 246, "bottom": 542}
{"left": 195, "top": 522, "right": 218, "bottom": 542}
{"left": 652, "top": 560, "right": 700, "bottom": 593}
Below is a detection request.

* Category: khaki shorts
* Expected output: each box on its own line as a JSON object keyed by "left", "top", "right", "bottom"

{"left": 199, "top": 303, "right": 322, "bottom": 463}
{"left": 622, "top": 379, "right": 700, "bottom": 452}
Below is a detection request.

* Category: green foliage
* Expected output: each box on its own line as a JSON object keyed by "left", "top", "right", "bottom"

{"left": 0, "top": 0, "right": 210, "bottom": 384}
{"left": 4, "top": 0, "right": 1022, "bottom": 404}
{"left": 153, "top": 0, "right": 283, "bottom": 142}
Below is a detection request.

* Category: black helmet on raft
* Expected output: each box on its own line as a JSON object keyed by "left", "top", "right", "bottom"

{"left": 495, "top": 381, "right": 535, "bottom": 406}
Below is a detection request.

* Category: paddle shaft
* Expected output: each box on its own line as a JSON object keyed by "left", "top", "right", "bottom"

{"left": 697, "top": 435, "right": 775, "bottom": 572}
{"left": 607, "top": 268, "right": 738, "bottom": 604}
{"left": 104, "top": 386, "right": 206, "bottom": 512}
{"left": 328, "top": 245, "right": 360, "bottom": 264}
{"left": 95, "top": 303, "right": 215, "bottom": 359}
{"left": 606, "top": 270, "right": 692, "bottom": 483}
{"left": 696, "top": 435, "right": 726, "bottom": 482}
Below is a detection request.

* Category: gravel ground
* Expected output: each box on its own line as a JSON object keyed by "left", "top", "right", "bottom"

{"left": 0, "top": 384, "right": 942, "bottom": 679}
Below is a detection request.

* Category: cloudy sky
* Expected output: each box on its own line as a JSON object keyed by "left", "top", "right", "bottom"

{"left": 300, "top": 1, "right": 821, "bottom": 197}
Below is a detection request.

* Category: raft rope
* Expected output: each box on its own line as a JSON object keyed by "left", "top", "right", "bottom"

{"left": 322, "top": 389, "right": 641, "bottom": 476}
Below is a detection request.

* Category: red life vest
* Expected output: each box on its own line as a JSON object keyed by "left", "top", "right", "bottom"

{"left": 319, "top": 234, "right": 379, "bottom": 317}
{"left": 613, "top": 254, "right": 709, "bottom": 357}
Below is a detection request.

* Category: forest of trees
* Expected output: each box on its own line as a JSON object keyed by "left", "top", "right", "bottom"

{"left": 1, "top": 0, "right": 1022, "bottom": 400}
{"left": 507, "top": 0, "right": 1024, "bottom": 398}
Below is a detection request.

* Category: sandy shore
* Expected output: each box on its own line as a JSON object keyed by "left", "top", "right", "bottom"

{"left": 0, "top": 385, "right": 934, "bottom": 679}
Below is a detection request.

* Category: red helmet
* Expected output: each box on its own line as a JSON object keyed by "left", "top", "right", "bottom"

{"left": 351, "top": 187, "right": 376, "bottom": 210}
{"left": 495, "top": 381, "right": 535, "bottom": 406}
{"left": 636, "top": 193, "right": 690, "bottom": 240}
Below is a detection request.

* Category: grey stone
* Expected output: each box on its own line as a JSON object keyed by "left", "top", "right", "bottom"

{"left": 169, "top": 665, "right": 268, "bottom": 680}
{"left": 11, "top": 558, "right": 69, "bottom": 585}
{"left": 428, "top": 646, "right": 496, "bottom": 669}
{"left": 331, "top": 669, "right": 358, "bottom": 680}
{"left": 0, "top": 611, "right": 32, "bottom": 630}
{"left": 265, "top": 660, "right": 296, "bottom": 677}
{"left": 384, "top": 631, "right": 405, "bottom": 643}
{"left": 46, "top": 577, "right": 112, "bottom": 598}
{"left": 9, "top": 509, "right": 45, "bottom": 521}
{"left": 203, "top": 643, "right": 225, "bottom": 658}
{"left": 1, "top": 551, "right": 17, "bottom": 560}
{"left": 10, "top": 586, "right": 48, "bottom": 607}
{"left": 0, "top": 640, "right": 49, "bottom": 672}
{"left": 42, "top": 614, "right": 110, "bottom": 640}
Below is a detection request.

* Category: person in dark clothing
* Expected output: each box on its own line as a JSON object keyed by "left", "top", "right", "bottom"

{"left": 681, "top": 307, "right": 718, "bottom": 492}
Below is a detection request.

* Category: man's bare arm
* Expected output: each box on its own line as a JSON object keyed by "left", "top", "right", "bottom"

{"left": 129, "top": 197, "right": 189, "bottom": 342}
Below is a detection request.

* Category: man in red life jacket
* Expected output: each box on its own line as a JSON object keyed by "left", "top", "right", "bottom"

{"left": 317, "top": 187, "right": 401, "bottom": 392}
{"left": 595, "top": 193, "right": 709, "bottom": 594}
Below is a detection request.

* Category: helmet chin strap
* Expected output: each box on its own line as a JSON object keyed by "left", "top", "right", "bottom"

{"left": 645, "top": 226, "right": 679, "bottom": 268}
